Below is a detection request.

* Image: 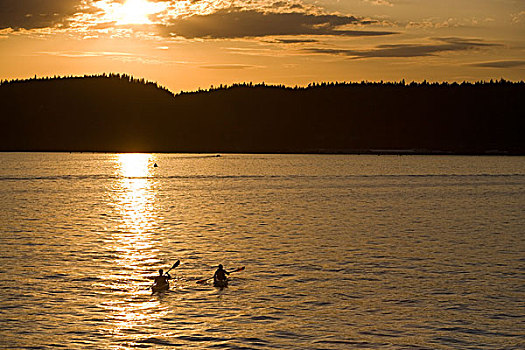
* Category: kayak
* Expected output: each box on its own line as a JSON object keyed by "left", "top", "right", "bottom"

{"left": 213, "top": 279, "right": 228, "bottom": 288}
{"left": 151, "top": 282, "right": 169, "bottom": 293}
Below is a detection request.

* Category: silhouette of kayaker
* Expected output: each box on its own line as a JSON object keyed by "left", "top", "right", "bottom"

{"left": 213, "top": 264, "right": 229, "bottom": 285}
{"left": 154, "top": 268, "right": 171, "bottom": 288}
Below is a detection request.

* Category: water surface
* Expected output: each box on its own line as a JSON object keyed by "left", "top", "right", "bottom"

{"left": 1, "top": 153, "right": 524, "bottom": 349}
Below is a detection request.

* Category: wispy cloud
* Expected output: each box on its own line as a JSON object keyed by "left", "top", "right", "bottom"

{"left": 471, "top": 60, "right": 525, "bottom": 68}
{"left": 38, "top": 51, "right": 134, "bottom": 58}
{"left": 511, "top": 11, "right": 525, "bottom": 24}
{"left": 362, "top": 0, "right": 394, "bottom": 7}
{"left": 304, "top": 37, "right": 501, "bottom": 59}
{"left": 270, "top": 38, "right": 320, "bottom": 44}
{"left": 226, "top": 47, "right": 291, "bottom": 58}
{"left": 36, "top": 50, "right": 173, "bottom": 64}
{"left": 405, "top": 16, "right": 496, "bottom": 29}
{"left": 200, "top": 64, "right": 259, "bottom": 70}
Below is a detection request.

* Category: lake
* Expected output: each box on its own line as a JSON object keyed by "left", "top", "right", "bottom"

{"left": 0, "top": 153, "right": 524, "bottom": 349}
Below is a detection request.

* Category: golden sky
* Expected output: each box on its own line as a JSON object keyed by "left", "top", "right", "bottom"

{"left": 0, "top": 0, "right": 524, "bottom": 92}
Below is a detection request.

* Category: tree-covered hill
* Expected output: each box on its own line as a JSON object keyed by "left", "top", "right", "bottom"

{"left": 1, "top": 75, "right": 523, "bottom": 154}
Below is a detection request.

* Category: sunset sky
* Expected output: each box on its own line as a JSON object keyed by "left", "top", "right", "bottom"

{"left": 0, "top": 0, "right": 524, "bottom": 92}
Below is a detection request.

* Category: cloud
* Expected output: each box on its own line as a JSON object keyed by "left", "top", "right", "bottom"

{"left": 89, "top": 21, "right": 118, "bottom": 30}
{"left": 38, "top": 51, "right": 134, "bottom": 58}
{"left": 471, "top": 60, "right": 525, "bottom": 68}
{"left": 0, "top": 27, "right": 14, "bottom": 38}
{"left": 0, "top": 0, "right": 84, "bottom": 30}
{"left": 405, "top": 16, "right": 496, "bottom": 29}
{"left": 272, "top": 1, "right": 303, "bottom": 10}
{"left": 362, "top": 0, "right": 394, "bottom": 7}
{"left": 159, "top": 8, "right": 395, "bottom": 39}
{"left": 511, "top": 11, "right": 525, "bottom": 24}
{"left": 200, "top": 64, "right": 258, "bottom": 69}
{"left": 37, "top": 49, "right": 172, "bottom": 64}
{"left": 305, "top": 37, "right": 501, "bottom": 59}
{"left": 225, "top": 47, "right": 286, "bottom": 58}
{"left": 271, "top": 38, "right": 320, "bottom": 44}
{"left": 0, "top": 0, "right": 395, "bottom": 41}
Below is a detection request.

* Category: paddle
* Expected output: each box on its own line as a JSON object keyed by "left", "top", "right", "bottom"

{"left": 149, "top": 260, "right": 180, "bottom": 290}
{"left": 196, "top": 266, "right": 245, "bottom": 284}
{"left": 165, "top": 260, "right": 180, "bottom": 274}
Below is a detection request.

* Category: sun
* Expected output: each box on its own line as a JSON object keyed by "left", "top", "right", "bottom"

{"left": 100, "top": 0, "right": 168, "bottom": 25}
{"left": 118, "top": 0, "right": 164, "bottom": 25}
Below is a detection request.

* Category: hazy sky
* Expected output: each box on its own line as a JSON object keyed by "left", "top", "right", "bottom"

{"left": 0, "top": 0, "right": 524, "bottom": 92}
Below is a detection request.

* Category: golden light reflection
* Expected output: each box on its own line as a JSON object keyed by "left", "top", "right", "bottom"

{"left": 119, "top": 153, "right": 152, "bottom": 178}
{"left": 99, "top": 153, "right": 167, "bottom": 341}
{"left": 102, "top": 298, "right": 169, "bottom": 341}
{"left": 116, "top": 153, "right": 156, "bottom": 234}
{"left": 111, "top": 153, "right": 161, "bottom": 278}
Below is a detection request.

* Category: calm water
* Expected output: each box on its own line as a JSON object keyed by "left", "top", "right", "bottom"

{"left": 0, "top": 153, "right": 524, "bottom": 349}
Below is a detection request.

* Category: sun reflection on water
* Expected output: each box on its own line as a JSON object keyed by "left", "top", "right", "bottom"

{"left": 116, "top": 153, "right": 157, "bottom": 234}
{"left": 99, "top": 153, "right": 168, "bottom": 343}
{"left": 118, "top": 153, "right": 153, "bottom": 178}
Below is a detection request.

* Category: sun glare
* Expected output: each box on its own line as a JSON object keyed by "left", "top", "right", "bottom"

{"left": 100, "top": 0, "right": 168, "bottom": 25}
{"left": 118, "top": 153, "right": 152, "bottom": 177}
{"left": 115, "top": 153, "right": 158, "bottom": 233}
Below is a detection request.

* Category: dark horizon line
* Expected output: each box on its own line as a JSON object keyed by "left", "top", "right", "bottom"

{"left": 0, "top": 150, "right": 522, "bottom": 156}
{"left": 1, "top": 73, "right": 523, "bottom": 96}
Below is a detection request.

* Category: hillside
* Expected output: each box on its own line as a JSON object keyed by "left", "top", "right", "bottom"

{"left": 1, "top": 75, "right": 524, "bottom": 154}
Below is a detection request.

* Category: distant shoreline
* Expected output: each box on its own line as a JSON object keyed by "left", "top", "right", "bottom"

{"left": 1, "top": 150, "right": 523, "bottom": 156}
{"left": 2, "top": 75, "right": 524, "bottom": 155}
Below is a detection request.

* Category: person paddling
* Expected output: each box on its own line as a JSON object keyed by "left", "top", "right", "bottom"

{"left": 213, "top": 264, "right": 230, "bottom": 287}
{"left": 196, "top": 265, "right": 245, "bottom": 285}
{"left": 152, "top": 268, "right": 171, "bottom": 292}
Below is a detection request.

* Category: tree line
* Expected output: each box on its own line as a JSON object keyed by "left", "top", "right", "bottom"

{"left": 1, "top": 75, "right": 523, "bottom": 154}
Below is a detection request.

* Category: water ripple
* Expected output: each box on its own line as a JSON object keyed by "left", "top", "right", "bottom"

{"left": 1, "top": 153, "right": 524, "bottom": 350}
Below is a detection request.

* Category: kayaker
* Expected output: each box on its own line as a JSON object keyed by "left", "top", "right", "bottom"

{"left": 213, "top": 264, "right": 229, "bottom": 284}
{"left": 154, "top": 268, "right": 171, "bottom": 288}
